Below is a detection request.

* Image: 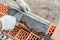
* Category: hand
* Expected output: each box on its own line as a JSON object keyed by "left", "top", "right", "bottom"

{"left": 0, "top": 15, "right": 16, "bottom": 30}
{"left": 15, "top": 0, "right": 31, "bottom": 13}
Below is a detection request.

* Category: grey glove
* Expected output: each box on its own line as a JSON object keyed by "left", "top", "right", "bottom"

{"left": 14, "top": 0, "right": 31, "bottom": 13}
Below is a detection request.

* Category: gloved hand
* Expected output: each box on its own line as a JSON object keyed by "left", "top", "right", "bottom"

{"left": 13, "top": 0, "right": 31, "bottom": 13}
{"left": 0, "top": 15, "right": 16, "bottom": 30}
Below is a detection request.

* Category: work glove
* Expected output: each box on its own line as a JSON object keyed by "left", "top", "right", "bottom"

{"left": 0, "top": 15, "right": 16, "bottom": 30}
{"left": 13, "top": 0, "right": 31, "bottom": 13}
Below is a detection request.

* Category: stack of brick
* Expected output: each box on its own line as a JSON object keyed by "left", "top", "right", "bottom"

{"left": 3, "top": 22, "right": 43, "bottom": 40}
{"left": 0, "top": 2, "right": 8, "bottom": 14}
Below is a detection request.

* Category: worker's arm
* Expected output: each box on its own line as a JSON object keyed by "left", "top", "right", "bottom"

{"left": 0, "top": 15, "right": 16, "bottom": 30}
